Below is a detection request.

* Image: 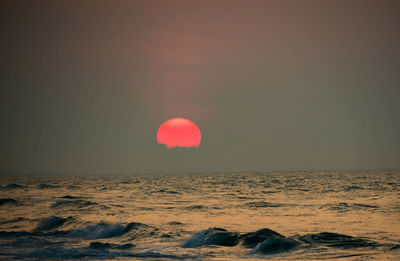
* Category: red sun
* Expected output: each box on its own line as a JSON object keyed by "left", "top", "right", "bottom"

{"left": 157, "top": 118, "right": 201, "bottom": 148}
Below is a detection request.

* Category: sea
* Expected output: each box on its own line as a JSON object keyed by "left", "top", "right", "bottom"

{"left": 0, "top": 170, "right": 399, "bottom": 260}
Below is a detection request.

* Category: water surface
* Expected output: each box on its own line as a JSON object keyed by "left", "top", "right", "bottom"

{"left": 1, "top": 170, "right": 399, "bottom": 260}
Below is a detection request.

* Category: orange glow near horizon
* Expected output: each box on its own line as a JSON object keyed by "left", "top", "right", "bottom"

{"left": 157, "top": 118, "right": 201, "bottom": 148}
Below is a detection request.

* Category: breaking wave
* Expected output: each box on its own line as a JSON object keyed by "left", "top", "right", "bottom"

{"left": 35, "top": 216, "right": 75, "bottom": 231}
{"left": 183, "top": 227, "right": 383, "bottom": 255}
{"left": 0, "top": 217, "right": 156, "bottom": 240}
{"left": 239, "top": 228, "right": 285, "bottom": 248}
{"left": 67, "top": 222, "right": 139, "bottom": 239}
{"left": 250, "top": 237, "right": 298, "bottom": 255}
{"left": 0, "top": 218, "right": 392, "bottom": 259}
{"left": 182, "top": 227, "right": 239, "bottom": 247}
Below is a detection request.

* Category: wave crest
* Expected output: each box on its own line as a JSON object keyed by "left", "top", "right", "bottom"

{"left": 35, "top": 216, "right": 75, "bottom": 231}
{"left": 250, "top": 237, "right": 298, "bottom": 255}
{"left": 182, "top": 227, "right": 239, "bottom": 248}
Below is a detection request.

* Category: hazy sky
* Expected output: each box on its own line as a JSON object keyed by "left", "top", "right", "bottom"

{"left": 1, "top": 0, "right": 399, "bottom": 174}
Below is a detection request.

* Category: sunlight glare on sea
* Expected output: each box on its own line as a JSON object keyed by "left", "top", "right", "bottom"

{"left": 0, "top": 170, "right": 399, "bottom": 260}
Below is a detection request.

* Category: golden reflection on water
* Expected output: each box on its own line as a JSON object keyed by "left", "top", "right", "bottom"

{"left": 0, "top": 170, "right": 399, "bottom": 260}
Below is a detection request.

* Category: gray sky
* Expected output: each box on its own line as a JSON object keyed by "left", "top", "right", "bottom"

{"left": 1, "top": 0, "right": 399, "bottom": 174}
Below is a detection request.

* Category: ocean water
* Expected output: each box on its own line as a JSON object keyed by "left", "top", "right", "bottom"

{"left": 0, "top": 170, "right": 399, "bottom": 260}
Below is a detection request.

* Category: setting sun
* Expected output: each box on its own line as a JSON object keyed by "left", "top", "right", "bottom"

{"left": 157, "top": 118, "right": 201, "bottom": 148}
